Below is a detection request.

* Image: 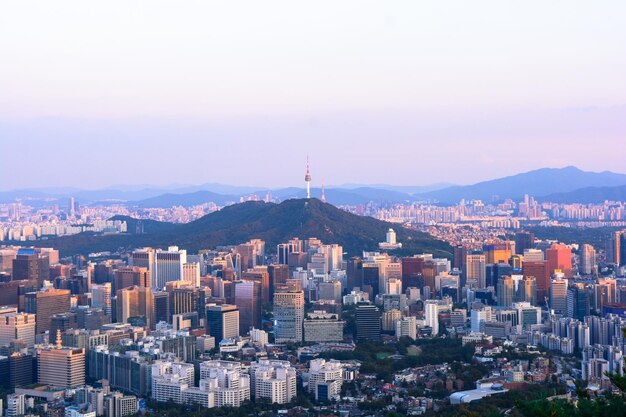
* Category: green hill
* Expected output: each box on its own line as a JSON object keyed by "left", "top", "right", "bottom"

{"left": 34, "top": 198, "right": 452, "bottom": 257}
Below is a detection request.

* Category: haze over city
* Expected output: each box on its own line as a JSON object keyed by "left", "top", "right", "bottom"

{"left": 2, "top": 1, "right": 626, "bottom": 189}
{"left": 3, "top": 3, "right": 626, "bottom": 417}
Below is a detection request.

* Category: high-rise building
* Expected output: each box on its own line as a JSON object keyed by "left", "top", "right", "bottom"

{"left": 514, "top": 231, "right": 535, "bottom": 255}
{"left": 346, "top": 257, "right": 363, "bottom": 292}
{"left": 550, "top": 278, "right": 568, "bottom": 314}
{"left": 546, "top": 243, "right": 573, "bottom": 278}
{"left": 606, "top": 231, "right": 622, "bottom": 266}
{"left": 235, "top": 280, "right": 262, "bottom": 335}
{"left": 250, "top": 360, "right": 297, "bottom": 404}
{"left": 116, "top": 286, "right": 153, "bottom": 329}
{"left": 355, "top": 304, "right": 381, "bottom": 341}
{"left": 12, "top": 248, "right": 50, "bottom": 286}
{"left": 268, "top": 264, "right": 289, "bottom": 300}
{"left": 318, "top": 281, "right": 342, "bottom": 303}
{"left": 465, "top": 254, "right": 486, "bottom": 288}
{"left": 303, "top": 311, "right": 344, "bottom": 342}
{"left": 206, "top": 304, "right": 239, "bottom": 342}
{"left": 484, "top": 243, "right": 512, "bottom": 265}
{"left": 521, "top": 276, "right": 537, "bottom": 306}
{"left": 308, "top": 359, "right": 343, "bottom": 401}
{"left": 242, "top": 267, "right": 270, "bottom": 304}
{"left": 199, "top": 360, "right": 251, "bottom": 407}
{"left": 114, "top": 266, "right": 150, "bottom": 292}
{"left": 424, "top": 300, "right": 440, "bottom": 336}
{"left": 396, "top": 316, "right": 417, "bottom": 340}
{"left": 132, "top": 247, "right": 187, "bottom": 290}
{"left": 91, "top": 283, "right": 112, "bottom": 317}
{"left": 567, "top": 284, "right": 590, "bottom": 320}
{"left": 580, "top": 244, "right": 597, "bottom": 276}
{"left": 37, "top": 333, "right": 85, "bottom": 388}
{"left": 273, "top": 289, "right": 304, "bottom": 343}
{"left": 523, "top": 249, "right": 544, "bottom": 262}
{"left": 182, "top": 262, "right": 201, "bottom": 287}
{"left": 24, "top": 288, "right": 71, "bottom": 334}
{"left": 522, "top": 261, "right": 550, "bottom": 303}
{"left": 0, "top": 308, "right": 36, "bottom": 346}
{"left": 496, "top": 276, "right": 515, "bottom": 307}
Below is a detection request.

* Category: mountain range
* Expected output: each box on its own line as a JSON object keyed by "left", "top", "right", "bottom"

{"left": 29, "top": 198, "right": 452, "bottom": 257}
{"left": 3, "top": 166, "right": 626, "bottom": 206}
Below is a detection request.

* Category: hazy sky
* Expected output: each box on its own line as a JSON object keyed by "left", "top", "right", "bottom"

{"left": 1, "top": 1, "right": 625, "bottom": 190}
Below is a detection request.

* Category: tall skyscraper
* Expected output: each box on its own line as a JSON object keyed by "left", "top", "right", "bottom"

{"left": 465, "top": 254, "right": 486, "bottom": 288}
{"left": 549, "top": 278, "right": 568, "bottom": 314}
{"left": 114, "top": 266, "right": 150, "bottom": 292}
{"left": 182, "top": 262, "right": 201, "bottom": 287}
{"left": 116, "top": 286, "right": 153, "bottom": 329}
{"left": 273, "top": 289, "right": 305, "bottom": 343}
{"left": 580, "top": 244, "right": 597, "bottom": 276}
{"left": 268, "top": 264, "right": 289, "bottom": 300}
{"left": 567, "top": 284, "right": 590, "bottom": 320}
{"left": 206, "top": 304, "right": 240, "bottom": 342}
{"left": 497, "top": 276, "right": 514, "bottom": 307}
{"left": 235, "top": 280, "right": 262, "bottom": 335}
{"left": 424, "top": 300, "right": 440, "bottom": 336}
{"left": 522, "top": 261, "right": 550, "bottom": 303}
{"left": 606, "top": 231, "right": 622, "bottom": 266}
{"left": 132, "top": 247, "right": 187, "bottom": 290}
{"left": 24, "top": 288, "right": 71, "bottom": 334}
{"left": 91, "top": 283, "right": 112, "bottom": 317}
{"left": 546, "top": 243, "right": 573, "bottom": 278}
{"left": 242, "top": 267, "right": 270, "bottom": 304}
{"left": 355, "top": 304, "right": 381, "bottom": 341}
{"left": 514, "top": 231, "right": 535, "bottom": 255}
{"left": 12, "top": 248, "right": 50, "bottom": 286}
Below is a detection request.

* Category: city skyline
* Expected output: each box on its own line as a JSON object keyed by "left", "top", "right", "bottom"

{"left": 2, "top": 1, "right": 626, "bottom": 189}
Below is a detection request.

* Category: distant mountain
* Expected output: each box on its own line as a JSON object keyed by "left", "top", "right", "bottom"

{"left": 417, "top": 167, "right": 626, "bottom": 203}
{"left": 134, "top": 190, "right": 239, "bottom": 207}
{"left": 540, "top": 184, "right": 626, "bottom": 204}
{"left": 336, "top": 183, "right": 455, "bottom": 195}
{"left": 264, "top": 187, "right": 412, "bottom": 205}
{"left": 31, "top": 198, "right": 452, "bottom": 257}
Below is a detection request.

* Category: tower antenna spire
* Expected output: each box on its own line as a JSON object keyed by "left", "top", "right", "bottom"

{"left": 321, "top": 178, "right": 326, "bottom": 203}
{"left": 305, "top": 155, "right": 311, "bottom": 199}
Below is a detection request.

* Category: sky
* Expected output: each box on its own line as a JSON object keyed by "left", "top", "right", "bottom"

{"left": 1, "top": 1, "right": 625, "bottom": 190}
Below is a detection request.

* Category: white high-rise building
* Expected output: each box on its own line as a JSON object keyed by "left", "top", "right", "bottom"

{"left": 199, "top": 360, "right": 250, "bottom": 407}
{"left": 274, "top": 289, "right": 304, "bottom": 343}
{"left": 471, "top": 306, "right": 493, "bottom": 332}
{"left": 249, "top": 328, "right": 268, "bottom": 346}
{"left": 250, "top": 360, "right": 297, "bottom": 404}
{"left": 396, "top": 316, "right": 417, "bottom": 340}
{"left": 0, "top": 308, "right": 36, "bottom": 347}
{"left": 133, "top": 247, "right": 187, "bottom": 290}
{"left": 151, "top": 361, "right": 195, "bottom": 403}
{"left": 424, "top": 300, "right": 440, "bottom": 336}
{"left": 308, "top": 359, "right": 343, "bottom": 401}
{"left": 182, "top": 262, "right": 201, "bottom": 287}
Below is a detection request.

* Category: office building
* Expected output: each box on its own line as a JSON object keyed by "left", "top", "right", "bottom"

{"left": 424, "top": 300, "right": 440, "bottom": 335}
{"left": 91, "top": 283, "right": 112, "bottom": 317}
{"left": 522, "top": 261, "right": 550, "bottom": 302}
{"left": 496, "top": 276, "right": 515, "bottom": 307}
{"left": 0, "top": 308, "right": 36, "bottom": 347}
{"left": 546, "top": 243, "right": 573, "bottom": 278}
{"left": 515, "top": 231, "right": 535, "bottom": 255}
{"left": 273, "top": 289, "right": 304, "bottom": 343}
{"left": 580, "top": 244, "right": 597, "bottom": 276}
{"left": 206, "top": 304, "right": 239, "bottom": 342}
{"left": 234, "top": 280, "right": 262, "bottom": 335}
{"left": 12, "top": 248, "right": 50, "bottom": 286}
{"left": 37, "top": 333, "right": 85, "bottom": 388}
{"left": 303, "top": 311, "right": 344, "bottom": 342}
{"left": 116, "top": 286, "right": 153, "bottom": 329}
{"left": 567, "top": 284, "right": 591, "bottom": 320}
{"left": 550, "top": 278, "right": 568, "bottom": 315}
{"left": 24, "top": 288, "right": 71, "bottom": 334}
{"left": 114, "top": 267, "right": 150, "bottom": 292}
{"left": 396, "top": 316, "right": 417, "bottom": 340}
{"left": 355, "top": 304, "right": 381, "bottom": 341}
{"left": 182, "top": 262, "right": 201, "bottom": 287}
{"left": 465, "top": 254, "right": 486, "bottom": 288}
